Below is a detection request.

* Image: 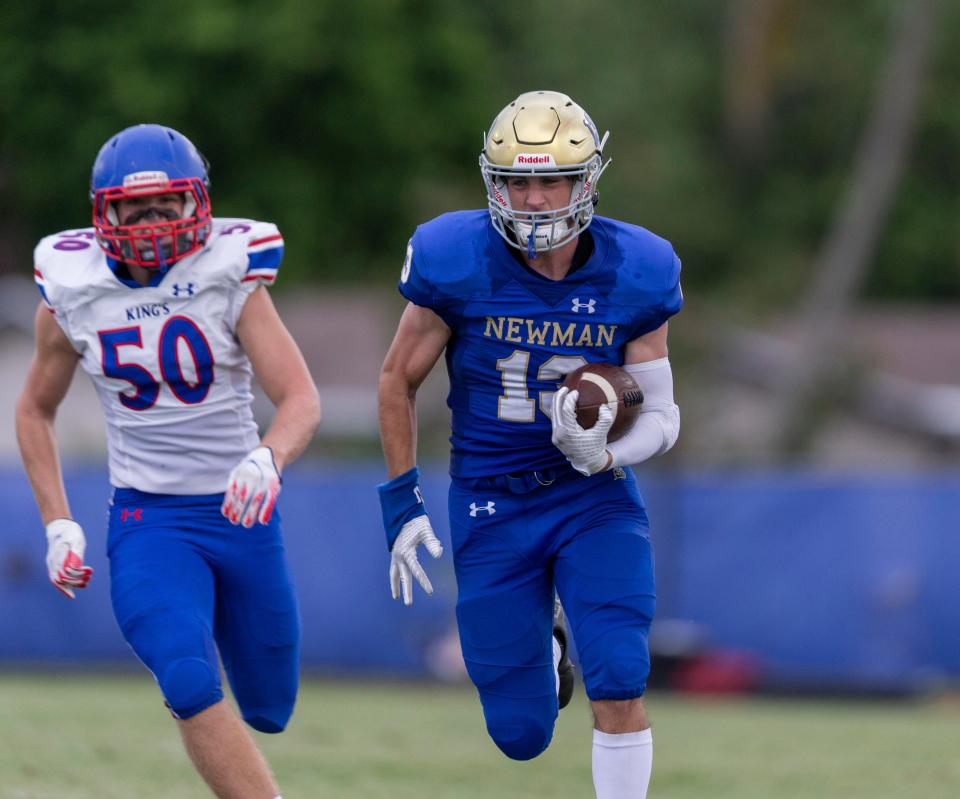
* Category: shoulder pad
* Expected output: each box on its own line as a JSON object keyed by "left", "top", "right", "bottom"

{"left": 33, "top": 228, "right": 106, "bottom": 310}
{"left": 210, "top": 218, "right": 284, "bottom": 287}
{"left": 402, "top": 211, "right": 491, "bottom": 305}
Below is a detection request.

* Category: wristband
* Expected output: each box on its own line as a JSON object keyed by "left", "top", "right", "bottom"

{"left": 377, "top": 465, "right": 427, "bottom": 551}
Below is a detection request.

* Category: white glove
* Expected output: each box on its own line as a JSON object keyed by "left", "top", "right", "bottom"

{"left": 390, "top": 515, "right": 443, "bottom": 606}
{"left": 45, "top": 518, "right": 93, "bottom": 599}
{"left": 221, "top": 446, "right": 281, "bottom": 528}
{"left": 550, "top": 387, "right": 614, "bottom": 476}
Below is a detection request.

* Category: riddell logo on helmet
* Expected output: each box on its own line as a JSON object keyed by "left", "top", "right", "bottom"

{"left": 123, "top": 171, "right": 169, "bottom": 191}
{"left": 513, "top": 154, "right": 555, "bottom": 166}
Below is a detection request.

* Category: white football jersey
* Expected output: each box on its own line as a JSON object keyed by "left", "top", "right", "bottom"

{"left": 33, "top": 218, "right": 284, "bottom": 494}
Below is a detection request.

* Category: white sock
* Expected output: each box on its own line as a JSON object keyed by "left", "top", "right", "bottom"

{"left": 592, "top": 728, "right": 653, "bottom": 799}
{"left": 552, "top": 635, "right": 562, "bottom": 697}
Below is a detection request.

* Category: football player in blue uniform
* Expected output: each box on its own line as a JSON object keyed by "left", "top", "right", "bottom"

{"left": 378, "top": 91, "right": 682, "bottom": 798}
{"left": 16, "top": 124, "right": 321, "bottom": 799}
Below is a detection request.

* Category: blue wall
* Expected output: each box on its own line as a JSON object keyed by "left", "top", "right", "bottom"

{"left": 2, "top": 463, "right": 958, "bottom": 688}
{"left": 644, "top": 472, "right": 960, "bottom": 689}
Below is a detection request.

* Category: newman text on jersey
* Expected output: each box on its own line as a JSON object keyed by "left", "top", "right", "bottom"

{"left": 483, "top": 316, "right": 617, "bottom": 349}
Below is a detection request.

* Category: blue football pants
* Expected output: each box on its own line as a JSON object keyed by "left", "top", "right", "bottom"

{"left": 449, "top": 467, "right": 655, "bottom": 761}
{"left": 107, "top": 489, "right": 300, "bottom": 733}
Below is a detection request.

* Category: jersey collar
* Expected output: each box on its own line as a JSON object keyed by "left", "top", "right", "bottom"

{"left": 105, "top": 254, "right": 175, "bottom": 289}
{"left": 488, "top": 219, "right": 612, "bottom": 307}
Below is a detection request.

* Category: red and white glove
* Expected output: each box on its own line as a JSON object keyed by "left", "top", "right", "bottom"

{"left": 45, "top": 518, "right": 93, "bottom": 599}
{"left": 221, "top": 446, "right": 281, "bottom": 528}
{"left": 551, "top": 387, "right": 614, "bottom": 476}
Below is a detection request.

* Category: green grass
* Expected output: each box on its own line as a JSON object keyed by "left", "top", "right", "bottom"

{"left": 1, "top": 673, "right": 959, "bottom": 798}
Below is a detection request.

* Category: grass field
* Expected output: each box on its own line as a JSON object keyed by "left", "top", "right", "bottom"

{"left": 2, "top": 673, "right": 958, "bottom": 798}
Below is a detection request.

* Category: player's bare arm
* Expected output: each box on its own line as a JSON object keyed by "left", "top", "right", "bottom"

{"left": 219, "top": 285, "right": 321, "bottom": 529}
{"left": 377, "top": 301, "right": 450, "bottom": 605}
{"left": 378, "top": 301, "right": 451, "bottom": 477}
{"left": 237, "top": 285, "right": 320, "bottom": 471}
{"left": 16, "top": 303, "right": 92, "bottom": 598}
{"left": 624, "top": 322, "right": 669, "bottom": 364}
{"left": 16, "top": 303, "right": 80, "bottom": 524}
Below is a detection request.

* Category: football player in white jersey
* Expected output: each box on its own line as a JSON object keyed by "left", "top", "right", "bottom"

{"left": 15, "top": 123, "right": 321, "bottom": 799}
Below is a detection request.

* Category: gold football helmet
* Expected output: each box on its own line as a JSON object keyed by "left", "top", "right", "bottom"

{"left": 480, "top": 90, "right": 610, "bottom": 255}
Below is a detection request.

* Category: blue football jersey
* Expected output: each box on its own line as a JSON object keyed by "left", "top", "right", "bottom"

{"left": 400, "top": 210, "right": 682, "bottom": 478}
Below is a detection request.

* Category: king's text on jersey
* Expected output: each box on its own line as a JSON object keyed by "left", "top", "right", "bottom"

{"left": 125, "top": 302, "right": 171, "bottom": 322}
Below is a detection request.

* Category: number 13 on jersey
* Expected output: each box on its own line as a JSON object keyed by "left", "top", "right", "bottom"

{"left": 495, "top": 351, "right": 587, "bottom": 422}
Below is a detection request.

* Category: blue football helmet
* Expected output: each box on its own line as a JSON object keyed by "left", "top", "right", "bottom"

{"left": 90, "top": 124, "right": 212, "bottom": 269}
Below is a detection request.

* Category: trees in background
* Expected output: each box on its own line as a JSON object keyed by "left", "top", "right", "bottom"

{"left": 1, "top": 0, "right": 957, "bottom": 304}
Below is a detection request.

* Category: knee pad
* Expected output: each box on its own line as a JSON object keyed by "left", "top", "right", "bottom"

{"left": 242, "top": 702, "right": 294, "bottom": 734}
{"left": 471, "top": 662, "right": 556, "bottom": 760}
{"left": 482, "top": 699, "right": 555, "bottom": 761}
{"left": 227, "top": 650, "right": 298, "bottom": 734}
{"left": 159, "top": 656, "right": 222, "bottom": 719}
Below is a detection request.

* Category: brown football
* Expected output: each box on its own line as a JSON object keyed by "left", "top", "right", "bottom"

{"left": 561, "top": 363, "right": 644, "bottom": 443}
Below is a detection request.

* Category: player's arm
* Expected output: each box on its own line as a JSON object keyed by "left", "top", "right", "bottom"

{"left": 16, "top": 304, "right": 79, "bottom": 523}
{"left": 222, "top": 286, "right": 320, "bottom": 527}
{"left": 377, "top": 302, "right": 451, "bottom": 605}
{"left": 237, "top": 286, "right": 320, "bottom": 471}
{"left": 379, "top": 301, "right": 451, "bottom": 477}
{"left": 15, "top": 303, "right": 92, "bottom": 598}
{"left": 608, "top": 322, "right": 680, "bottom": 467}
{"left": 624, "top": 321, "right": 669, "bottom": 365}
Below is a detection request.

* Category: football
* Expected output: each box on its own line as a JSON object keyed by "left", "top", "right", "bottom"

{"left": 561, "top": 363, "right": 643, "bottom": 442}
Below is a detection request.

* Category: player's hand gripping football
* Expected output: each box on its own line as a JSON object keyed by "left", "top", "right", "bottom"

{"left": 390, "top": 515, "right": 443, "bottom": 606}
{"left": 551, "top": 387, "right": 614, "bottom": 476}
{"left": 222, "top": 446, "right": 281, "bottom": 528}
{"left": 45, "top": 518, "right": 93, "bottom": 599}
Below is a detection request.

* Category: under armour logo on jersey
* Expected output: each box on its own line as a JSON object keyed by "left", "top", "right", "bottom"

{"left": 172, "top": 282, "right": 195, "bottom": 297}
{"left": 468, "top": 501, "right": 496, "bottom": 517}
{"left": 120, "top": 508, "right": 143, "bottom": 522}
{"left": 571, "top": 297, "right": 596, "bottom": 314}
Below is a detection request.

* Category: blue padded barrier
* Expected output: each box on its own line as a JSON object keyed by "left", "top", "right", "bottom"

{"left": 1, "top": 462, "right": 957, "bottom": 688}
